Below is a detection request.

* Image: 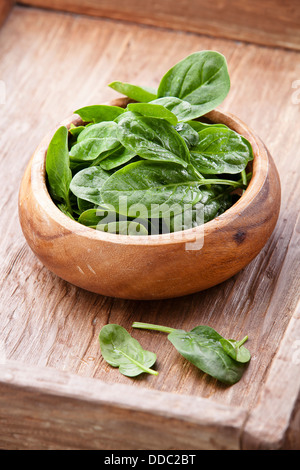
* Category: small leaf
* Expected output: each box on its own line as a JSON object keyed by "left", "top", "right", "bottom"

{"left": 108, "top": 81, "right": 157, "bottom": 102}
{"left": 75, "top": 105, "right": 125, "bottom": 123}
{"left": 220, "top": 337, "right": 251, "bottom": 363}
{"left": 70, "top": 122, "right": 120, "bottom": 162}
{"left": 99, "top": 324, "right": 158, "bottom": 377}
{"left": 70, "top": 166, "right": 111, "bottom": 205}
{"left": 46, "top": 126, "right": 72, "bottom": 209}
{"left": 127, "top": 102, "right": 178, "bottom": 125}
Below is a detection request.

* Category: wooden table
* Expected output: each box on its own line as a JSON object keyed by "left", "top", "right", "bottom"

{"left": 0, "top": 4, "right": 299, "bottom": 450}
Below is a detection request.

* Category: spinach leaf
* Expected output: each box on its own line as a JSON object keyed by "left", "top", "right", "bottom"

{"left": 190, "top": 127, "right": 252, "bottom": 174}
{"left": 75, "top": 105, "right": 125, "bottom": 123}
{"left": 69, "top": 122, "right": 120, "bottom": 162}
{"left": 127, "top": 102, "right": 178, "bottom": 125}
{"left": 174, "top": 122, "right": 199, "bottom": 148}
{"left": 220, "top": 336, "right": 251, "bottom": 363}
{"left": 150, "top": 96, "right": 209, "bottom": 122}
{"left": 108, "top": 81, "right": 157, "bottom": 102}
{"left": 99, "top": 145, "right": 137, "bottom": 171}
{"left": 99, "top": 324, "right": 158, "bottom": 377}
{"left": 187, "top": 120, "right": 228, "bottom": 132}
{"left": 70, "top": 166, "right": 111, "bottom": 205}
{"left": 97, "top": 221, "right": 149, "bottom": 235}
{"left": 100, "top": 160, "right": 203, "bottom": 218}
{"left": 46, "top": 126, "right": 73, "bottom": 212}
{"left": 77, "top": 208, "right": 118, "bottom": 227}
{"left": 157, "top": 51, "right": 230, "bottom": 117}
{"left": 116, "top": 112, "right": 190, "bottom": 167}
{"left": 132, "top": 322, "right": 250, "bottom": 385}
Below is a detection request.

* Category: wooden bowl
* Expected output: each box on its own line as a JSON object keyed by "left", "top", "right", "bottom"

{"left": 18, "top": 99, "right": 281, "bottom": 300}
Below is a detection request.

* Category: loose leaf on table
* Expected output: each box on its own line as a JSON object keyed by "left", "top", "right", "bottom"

{"left": 108, "top": 81, "right": 157, "bottom": 103}
{"left": 99, "top": 324, "right": 158, "bottom": 377}
{"left": 220, "top": 336, "right": 251, "bottom": 363}
{"left": 126, "top": 102, "right": 178, "bottom": 125}
{"left": 100, "top": 160, "right": 203, "bottom": 218}
{"left": 157, "top": 51, "right": 230, "bottom": 117}
{"left": 190, "top": 127, "right": 253, "bottom": 174}
{"left": 69, "top": 122, "right": 120, "bottom": 162}
{"left": 46, "top": 126, "right": 72, "bottom": 210}
{"left": 116, "top": 112, "right": 190, "bottom": 167}
{"left": 70, "top": 166, "right": 111, "bottom": 205}
{"left": 75, "top": 105, "right": 125, "bottom": 123}
{"left": 132, "top": 322, "right": 250, "bottom": 385}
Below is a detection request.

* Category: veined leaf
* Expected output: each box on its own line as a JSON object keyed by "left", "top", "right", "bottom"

{"left": 157, "top": 51, "right": 230, "bottom": 117}
{"left": 70, "top": 166, "right": 111, "bottom": 205}
{"left": 117, "top": 112, "right": 190, "bottom": 167}
{"left": 190, "top": 126, "right": 252, "bottom": 174}
{"left": 101, "top": 160, "right": 203, "bottom": 218}
{"left": 99, "top": 324, "right": 158, "bottom": 377}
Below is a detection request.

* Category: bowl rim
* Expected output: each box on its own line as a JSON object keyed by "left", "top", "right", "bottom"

{"left": 28, "top": 99, "right": 267, "bottom": 246}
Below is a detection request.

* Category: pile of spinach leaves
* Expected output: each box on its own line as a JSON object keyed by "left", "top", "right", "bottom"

{"left": 46, "top": 51, "right": 253, "bottom": 235}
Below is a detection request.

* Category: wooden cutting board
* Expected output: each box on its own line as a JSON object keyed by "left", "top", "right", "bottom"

{"left": 0, "top": 5, "right": 299, "bottom": 450}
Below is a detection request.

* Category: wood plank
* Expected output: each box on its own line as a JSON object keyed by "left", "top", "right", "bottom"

{"left": 242, "top": 301, "right": 300, "bottom": 449}
{"left": 0, "top": 6, "right": 299, "bottom": 448}
{"left": 0, "top": 0, "right": 14, "bottom": 27}
{"left": 18, "top": 0, "right": 300, "bottom": 51}
{"left": 0, "top": 360, "right": 246, "bottom": 450}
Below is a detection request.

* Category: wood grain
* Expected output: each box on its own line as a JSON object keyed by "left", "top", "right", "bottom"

{"left": 0, "top": 0, "right": 14, "bottom": 27}
{"left": 18, "top": 0, "right": 300, "bottom": 51}
{"left": 0, "top": 360, "right": 247, "bottom": 450}
{"left": 0, "top": 6, "right": 299, "bottom": 449}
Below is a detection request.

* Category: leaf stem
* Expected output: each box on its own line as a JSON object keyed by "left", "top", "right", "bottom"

{"left": 236, "top": 335, "right": 248, "bottom": 348}
{"left": 132, "top": 322, "right": 176, "bottom": 334}
{"left": 120, "top": 350, "right": 159, "bottom": 375}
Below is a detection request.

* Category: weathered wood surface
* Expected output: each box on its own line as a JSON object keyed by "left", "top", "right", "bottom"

{"left": 0, "top": 6, "right": 299, "bottom": 449}
{"left": 0, "top": 0, "right": 14, "bottom": 27}
{"left": 18, "top": 0, "right": 300, "bottom": 51}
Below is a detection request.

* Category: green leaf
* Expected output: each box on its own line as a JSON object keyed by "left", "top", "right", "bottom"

{"left": 174, "top": 122, "right": 199, "bottom": 148}
{"left": 150, "top": 97, "right": 207, "bottom": 122}
{"left": 70, "top": 166, "right": 111, "bottom": 205}
{"left": 157, "top": 51, "right": 230, "bottom": 117}
{"left": 132, "top": 322, "right": 250, "bottom": 385}
{"left": 99, "top": 324, "right": 158, "bottom": 377}
{"left": 108, "top": 81, "right": 157, "bottom": 102}
{"left": 220, "top": 337, "right": 251, "bottom": 363}
{"left": 46, "top": 126, "right": 72, "bottom": 210}
{"left": 69, "top": 122, "right": 120, "bottom": 162}
{"left": 190, "top": 127, "right": 252, "bottom": 174}
{"left": 75, "top": 105, "right": 125, "bottom": 123}
{"left": 127, "top": 102, "right": 178, "bottom": 125}
{"left": 100, "top": 145, "right": 137, "bottom": 171}
{"left": 116, "top": 112, "right": 190, "bottom": 167}
{"left": 97, "top": 221, "right": 149, "bottom": 235}
{"left": 187, "top": 120, "right": 228, "bottom": 132}
{"left": 100, "top": 160, "right": 203, "bottom": 218}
